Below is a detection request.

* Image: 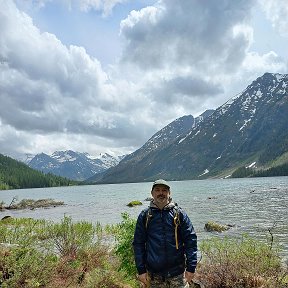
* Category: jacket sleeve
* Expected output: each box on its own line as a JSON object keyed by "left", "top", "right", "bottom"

{"left": 180, "top": 210, "right": 197, "bottom": 273}
{"left": 132, "top": 210, "right": 147, "bottom": 275}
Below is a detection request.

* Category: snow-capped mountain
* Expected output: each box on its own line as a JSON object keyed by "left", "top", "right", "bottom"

{"left": 87, "top": 110, "right": 214, "bottom": 183}
{"left": 28, "top": 150, "right": 125, "bottom": 181}
{"left": 91, "top": 72, "right": 288, "bottom": 183}
{"left": 122, "top": 111, "right": 214, "bottom": 163}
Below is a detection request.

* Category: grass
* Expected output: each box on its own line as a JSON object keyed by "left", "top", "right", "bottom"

{"left": 0, "top": 214, "right": 287, "bottom": 288}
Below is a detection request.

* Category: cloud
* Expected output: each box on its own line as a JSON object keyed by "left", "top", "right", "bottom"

{"left": 259, "top": 0, "right": 288, "bottom": 37}
{"left": 243, "top": 51, "right": 287, "bottom": 72}
{"left": 118, "top": 0, "right": 288, "bottom": 111}
{"left": 75, "top": 0, "right": 129, "bottom": 15}
{"left": 116, "top": 0, "right": 265, "bottom": 117}
{"left": 0, "top": 1, "right": 107, "bottom": 133}
{"left": 0, "top": 0, "right": 287, "bottom": 159}
{"left": 141, "top": 76, "right": 223, "bottom": 107}
{"left": 120, "top": 0, "right": 255, "bottom": 73}
{"left": 0, "top": 123, "right": 134, "bottom": 159}
{"left": 15, "top": 0, "right": 129, "bottom": 16}
{"left": 0, "top": 1, "right": 156, "bottom": 155}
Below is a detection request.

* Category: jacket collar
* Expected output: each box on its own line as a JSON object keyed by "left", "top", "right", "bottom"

{"left": 149, "top": 199, "right": 176, "bottom": 210}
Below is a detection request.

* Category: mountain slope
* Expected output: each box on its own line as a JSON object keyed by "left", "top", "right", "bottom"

{"left": 88, "top": 111, "right": 214, "bottom": 183}
{"left": 166, "top": 72, "right": 288, "bottom": 179}
{"left": 93, "top": 72, "right": 288, "bottom": 183}
{"left": 28, "top": 150, "right": 124, "bottom": 181}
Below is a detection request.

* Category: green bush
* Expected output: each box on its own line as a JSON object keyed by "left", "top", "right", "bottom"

{"left": 0, "top": 217, "right": 48, "bottom": 247}
{"left": 47, "top": 216, "right": 96, "bottom": 258}
{"left": 2, "top": 215, "right": 286, "bottom": 288}
{"left": 198, "top": 235, "right": 287, "bottom": 288}
{"left": 113, "top": 213, "right": 137, "bottom": 279}
{"left": 0, "top": 216, "right": 136, "bottom": 287}
{"left": 0, "top": 246, "right": 57, "bottom": 287}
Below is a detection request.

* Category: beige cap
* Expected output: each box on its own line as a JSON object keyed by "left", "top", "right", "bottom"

{"left": 152, "top": 179, "right": 170, "bottom": 189}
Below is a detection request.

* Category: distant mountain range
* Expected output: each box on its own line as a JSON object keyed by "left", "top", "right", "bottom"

{"left": 26, "top": 151, "right": 125, "bottom": 181}
{"left": 88, "top": 72, "right": 288, "bottom": 183}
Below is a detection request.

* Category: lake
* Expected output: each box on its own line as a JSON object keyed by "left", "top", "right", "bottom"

{"left": 1, "top": 176, "right": 288, "bottom": 259}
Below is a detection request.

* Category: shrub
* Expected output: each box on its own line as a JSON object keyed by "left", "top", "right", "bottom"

{"left": 85, "top": 267, "right": 132, "bottom": 288}
{"left": 0, "top": 217, "right": 48, "bottom": 247}
{"left": 47, "top": 216, "right": 95, "bottom": 258}
{"left": 0, "top": 216, "right": 136, "bottom": 287}
{"left": 198, "top": 234, "right": 287, "bottom": 288}
{"left": 113, "top": 213, "right": 137, "bottom": 279}
{"left": 0, "top": 246, "right": 57, "bottom": 287}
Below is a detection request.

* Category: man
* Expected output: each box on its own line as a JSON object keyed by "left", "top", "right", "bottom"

{"left": 133, "top": 179, "right": 197, "bottom": 287}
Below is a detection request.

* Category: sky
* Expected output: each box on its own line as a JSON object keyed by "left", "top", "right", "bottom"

{"left": 0, "top": 0, "right": 288, "bottom": 160}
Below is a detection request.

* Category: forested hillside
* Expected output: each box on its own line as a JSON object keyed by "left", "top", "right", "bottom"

{"left": 231, "top": 162, "right": 288, "bottom": 178}
{"left": 0, "top": 154, "right": 77, "bottom": 190}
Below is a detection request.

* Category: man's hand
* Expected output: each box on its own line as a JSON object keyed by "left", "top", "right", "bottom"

{"left": 138, "top": 273, "right": 148, "bottom": 286}
{"left": 184, "top": 271, "right": 195, "bottom": 283}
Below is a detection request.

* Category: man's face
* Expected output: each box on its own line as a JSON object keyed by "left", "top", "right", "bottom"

{"left": 151, "top": 184, "right": 170, "bottom": 206}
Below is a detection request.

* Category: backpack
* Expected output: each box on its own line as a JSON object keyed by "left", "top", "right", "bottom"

{"left": 144, "top": 205, "right": 182, "bottom": 249}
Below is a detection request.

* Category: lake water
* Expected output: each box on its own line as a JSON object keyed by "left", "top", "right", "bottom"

{"left": 1, "top": 177, "right": 288, "bottom": 259}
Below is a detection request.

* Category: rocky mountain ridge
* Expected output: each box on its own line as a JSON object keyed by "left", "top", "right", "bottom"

{"left": 90, "top": 72, "right": 288, "bottom": 183}
{"left": 86, "top": 110, "right": 214, "bottom": 183}
{"left": 27, "top": 150, "right": 125, "bottom": 181}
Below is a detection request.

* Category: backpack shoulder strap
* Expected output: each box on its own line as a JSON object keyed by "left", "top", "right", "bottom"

{"left": 172, "top": 204, "right": 182, "bottom": 226}
{"left": 142, "top": 207, "right": 153, "bottom": 229}
{"left": 172, "top": 205, "right": 183, "bottom": 250}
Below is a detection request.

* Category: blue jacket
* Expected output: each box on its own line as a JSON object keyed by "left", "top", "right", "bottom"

{"left": 133, "top": 201, "right": 197, "bottom": 277}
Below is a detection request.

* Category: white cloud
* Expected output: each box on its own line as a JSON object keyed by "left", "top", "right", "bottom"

{"left": 15, "top": 0, "right": 129, "bottom": 16}
{"left": 0, "top": 1, "right": 156, "bottom": 156}
{"left": 77, "top": 0, "right": 129, "bottom": 15}
{"left": 118, "top": 0, "right": 288, "bottom": 111}
{"left": 120, "top": 0, "right": 255, "bottom": 72}
{"left": 0, "top": 1, "right": 108, "bottom": 132}
{"left": 0, "top": 0, "right": 287, "bottom": 159}
{"left": 243, "top": 51, "right": 286, "bottom": 72}
{"left": 259, "top": 0, "right": 288, "bottom": 37}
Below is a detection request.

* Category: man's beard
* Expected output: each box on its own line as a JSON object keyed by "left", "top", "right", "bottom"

{"left": 156, "top": 195, "right": 167, "bottom": 204}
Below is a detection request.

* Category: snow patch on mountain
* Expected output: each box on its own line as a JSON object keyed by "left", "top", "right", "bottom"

{"left": 199, "top": 169, "right": 209, "bottom": 177}
{"left": 239, "top": 119, "right": 251, "bottom": 131}
{"left": 246, "top": 162, "right": 256, "bottom": 168}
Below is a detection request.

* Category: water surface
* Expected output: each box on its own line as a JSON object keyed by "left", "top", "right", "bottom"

{"left": 1, "top": 177, "right": 287, "bottom": 258}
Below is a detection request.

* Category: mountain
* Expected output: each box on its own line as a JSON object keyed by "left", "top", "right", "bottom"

{"left": 0, "top": 153, "right": 75, "bottom": 190}
{"left": 28, "top": 150, "right": 125, "bottom": 181}
{"left": 18, "top": 153, "right": 35, "bottom": 165}
{"left": 87, "top": 111, "right": 214, "bottom": 183}
{"left": 90, "top": 72, "right": 288, "bottom": 183}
